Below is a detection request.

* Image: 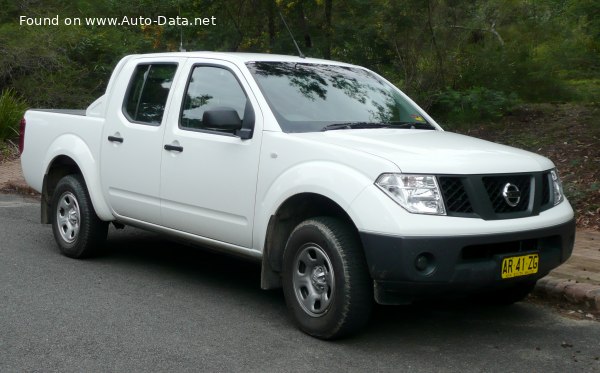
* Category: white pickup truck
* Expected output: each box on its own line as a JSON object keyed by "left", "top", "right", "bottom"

{"left": 20, "top": 52, "right": 575, "bottom": 339}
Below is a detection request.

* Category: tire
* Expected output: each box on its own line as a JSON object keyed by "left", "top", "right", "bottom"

{"left": 476, "top": 281, "right": 537, "bottom": 306}
{"left": 282, "top": 217, "right": 372, "bottom": 339}
{"left": 50, "top": 174, "right": 108, "bottom": 258}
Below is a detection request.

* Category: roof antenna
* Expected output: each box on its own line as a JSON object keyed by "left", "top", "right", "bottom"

{"left": 179, "top": 29, "right": 186, "bottom": 52}
{"left": 179, "top": 3, "right": 186, "bottom": 52}
{"left": 278, "top": 9, "right": 305, "bottom": 58}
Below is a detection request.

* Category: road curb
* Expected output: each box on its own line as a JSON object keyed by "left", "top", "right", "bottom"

{"left": 535, "top": 275, "right": 600, "bottom": 312}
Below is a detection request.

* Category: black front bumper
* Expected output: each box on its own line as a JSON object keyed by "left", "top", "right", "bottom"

{"left": 359, "top": 219, "right": 576, "bottom": 304}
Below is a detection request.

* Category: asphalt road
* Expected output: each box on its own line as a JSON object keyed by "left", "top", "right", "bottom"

{"left": 1, "top": 193, "right": 599, "bottom": 372}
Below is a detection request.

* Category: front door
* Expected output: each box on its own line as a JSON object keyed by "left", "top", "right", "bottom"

{"left": 160, "top": 60, "right": 263, "bottom": 248}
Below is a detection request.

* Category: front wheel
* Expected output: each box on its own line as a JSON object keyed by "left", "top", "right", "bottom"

{"left": 282, "top": 217, "right": 372, "bottom": 339}
{"left": 51, "top": 174, "right": 108, "bottom": 258}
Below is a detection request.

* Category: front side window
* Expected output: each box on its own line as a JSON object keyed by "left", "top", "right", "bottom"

{"left": 180, "top": 66, "right": 248, "bottom": 131}
{"left": 247, "top": 62, "right": 434, "bottom": 133}
{"left": 124, "top": 64, "right": 177, "bottom": 125}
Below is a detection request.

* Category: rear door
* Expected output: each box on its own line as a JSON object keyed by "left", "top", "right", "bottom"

{"left": 160, "top": 59, "right": 263, "bottom": 247}
{"left": 101, "top": 58, "right": 182, "bottom": 224}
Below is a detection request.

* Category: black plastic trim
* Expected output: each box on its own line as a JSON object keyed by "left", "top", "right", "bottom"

{"left": 164, "top": 144, "right": 184, "bottom": 152}
{"left": 437, "top": 171, "right": 555, "bottom": 220}
{"left": 107, "top": 136, "right": 124, "bottom": 143}
{"left": 359, "top": 218, "right": 575, "bottom": 301}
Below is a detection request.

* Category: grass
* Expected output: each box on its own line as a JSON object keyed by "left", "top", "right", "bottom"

{"left": 565, "top": 78, "right": 600, "bottom": 103}
{"left": 0, "top": 139, "right": 18, "bottom": 163}
{"left": 0, "top": 89, "right": 27, "bottom": 142}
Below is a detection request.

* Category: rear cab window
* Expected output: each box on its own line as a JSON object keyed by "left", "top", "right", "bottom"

{"left": 123, "top": 64, "right": 178, "bottom": 125}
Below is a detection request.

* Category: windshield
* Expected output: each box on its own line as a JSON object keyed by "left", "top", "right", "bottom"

{"left": 246, "top": 62, "right": 434, "bottom": 133}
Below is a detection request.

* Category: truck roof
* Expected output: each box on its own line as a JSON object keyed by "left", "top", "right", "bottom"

{"left": 126, "top": 51, "right": 357, "bottom": 67}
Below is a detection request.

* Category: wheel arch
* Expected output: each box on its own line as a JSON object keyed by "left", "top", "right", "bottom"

{"left": 42, "top": 151, "right": 113, "bottom": 223}
{"left": 260, "top": 192, "right": 360, "bottom": 290}
{"left": 42, "top": 155, "right": 80, "bottom": 223}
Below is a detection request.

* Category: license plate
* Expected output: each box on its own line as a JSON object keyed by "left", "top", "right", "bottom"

{"left": 501, "top": 254, "right": 539, "bottom": 279}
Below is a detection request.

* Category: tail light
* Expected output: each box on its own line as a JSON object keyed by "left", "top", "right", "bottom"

{"left": 19, "top": 118, "right": 26, "bottom": 155}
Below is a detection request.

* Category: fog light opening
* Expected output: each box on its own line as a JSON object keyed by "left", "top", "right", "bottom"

{"left": 415, "top": 252, "right": 436, "bottom": 275}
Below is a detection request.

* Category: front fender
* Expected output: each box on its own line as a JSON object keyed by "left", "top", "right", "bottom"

{"left": 253, "top": 160, "right": 374, "bottom": 251}
{"left": 43, "top": 134, "right": 113, "bottom": 221}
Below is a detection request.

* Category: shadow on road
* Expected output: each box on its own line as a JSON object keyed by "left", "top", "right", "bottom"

{"left": 93, "top": 226, "right": 553, "bottom": 343}
{"left": 97, "top": 226, "right": 276, "bottom": 299}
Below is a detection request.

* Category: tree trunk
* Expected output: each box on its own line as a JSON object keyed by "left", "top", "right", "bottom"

{"left": 297, "top": 1, "right": 312, "bottom": 49}
{"left": 267, "top": 0, "right": 276, "bottom": 50}
{"left": 324, "top": 0, "right": 333, "bottom": 59}
{"left": 427, "top": 0, "right": 445, "bottom": 85}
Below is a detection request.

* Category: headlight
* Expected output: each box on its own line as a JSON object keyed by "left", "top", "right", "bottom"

{"left": 550, "top": 168, "right": 564, "bottom": 205}
{"left": 375, "top": 173, "right": 446, "bottom": 215}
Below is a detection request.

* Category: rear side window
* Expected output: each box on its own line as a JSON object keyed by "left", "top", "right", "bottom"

{"left": 124, "top": 64, "right": 177, "bottom": 125}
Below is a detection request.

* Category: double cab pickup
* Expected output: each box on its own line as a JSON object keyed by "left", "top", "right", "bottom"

{"left": 20, "top": 52, "right": 575, "bottom": 339}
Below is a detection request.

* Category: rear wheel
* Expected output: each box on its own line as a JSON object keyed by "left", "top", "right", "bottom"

{"left": 51, "top": 174, "right": 108, "bottom": 258}
{"left": 282, "top": 217, "right": 372, "bottom": 339}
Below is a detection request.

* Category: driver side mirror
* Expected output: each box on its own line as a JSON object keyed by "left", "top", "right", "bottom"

{"left": 202, "top": 108, "right": 242, "bottom": 131}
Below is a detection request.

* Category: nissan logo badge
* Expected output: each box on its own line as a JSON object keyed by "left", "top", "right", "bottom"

{"left": 502, "top": 183, "right": 521, "bottom": 207}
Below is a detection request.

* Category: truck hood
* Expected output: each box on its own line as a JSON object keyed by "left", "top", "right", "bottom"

{"left": 293, "top": 129, "right": 554, "bottom": 174}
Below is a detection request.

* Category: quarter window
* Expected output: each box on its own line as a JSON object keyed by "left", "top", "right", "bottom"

{"left": 124, "top": 64, "right": 177, "bottom": 125}
{"left": 180, "top": 66, "right": 248, "bottom": 131}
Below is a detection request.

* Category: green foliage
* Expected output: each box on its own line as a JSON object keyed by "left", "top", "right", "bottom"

{"left": 431, "top": 87, "right": 519, "bottom": 124}
{"left": 0, "top": 0, "right": 597, "bottom": 112}
{"left": 0, "top": 138, "right": 18, "bottom": 162}
{"left": 0, "top": 89, "right": 27, "bottom": 141}
{"left": 565, "top": 79, "right": 600, "bottom": 102}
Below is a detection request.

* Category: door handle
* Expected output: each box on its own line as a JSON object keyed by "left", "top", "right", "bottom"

{"left": 164, "top": 144, "right": 184, "bottom": 152}
{"left": 108, "top": 135, "right": 124, "bottom": 143}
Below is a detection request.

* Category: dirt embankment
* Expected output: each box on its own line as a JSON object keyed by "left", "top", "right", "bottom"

{"left": 2, "top": 103, "right": 599, "bottom": 229}
{"left": 459, "top": 103, "right": 600, "bottom": 230}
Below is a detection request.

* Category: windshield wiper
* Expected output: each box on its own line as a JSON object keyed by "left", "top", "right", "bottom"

{"left": 322, "top": 121, "right": 436, "bottom": 131}
{"left": 321, "top": 122, "right": 392, "bottom": 131}
{"left": 389, "top": 121, "right": 436, "bottom": 130}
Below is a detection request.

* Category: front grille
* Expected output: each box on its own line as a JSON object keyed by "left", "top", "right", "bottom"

{"left": 483, "top": 175, "right": 530, "bottom": 213}
{"left": 541, "top": 172, "right": 551, "bottom": 206}
{"left": 437, "top": 171, "right": 553, "bottom": 220}
{"left": 439, "top": 177, "right": 473, "bottom": 214}
{"left": 462, "top": 239, "right": 537, "bottom": 260}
